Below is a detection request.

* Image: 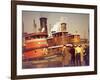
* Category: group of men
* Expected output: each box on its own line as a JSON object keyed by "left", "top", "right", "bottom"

{"left": 62, "top": 44, "right": 89, "bottom": 66}
{"left": 70, "top": 45, "right": 89, "bottom": 66}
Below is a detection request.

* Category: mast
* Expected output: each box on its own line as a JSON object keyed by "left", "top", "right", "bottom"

{"left": 33, "top": 19, "right": 37, "bottom": 32}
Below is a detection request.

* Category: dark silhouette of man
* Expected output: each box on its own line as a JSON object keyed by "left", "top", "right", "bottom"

{"left": 70, "top": 45, "right": 75, "bottom": 65}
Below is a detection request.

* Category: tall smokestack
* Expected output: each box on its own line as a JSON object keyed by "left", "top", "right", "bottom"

{"left": 61, "top": 23, "right": 67, "bottom": 32}
{"left": 40, "top": 17, "right": 47, "bottom": 33}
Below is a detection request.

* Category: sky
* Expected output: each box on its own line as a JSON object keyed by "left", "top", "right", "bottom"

{"left": 22, "top": 11, "right": 89, "bottom": 39}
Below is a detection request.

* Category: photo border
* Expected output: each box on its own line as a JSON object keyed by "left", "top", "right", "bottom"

{"left": 11, "top": 1, "right": 97, "bottom": 80}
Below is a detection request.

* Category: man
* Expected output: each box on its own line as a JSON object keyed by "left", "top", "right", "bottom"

{"left": 84, "top": 45, "right": 89, "bottom": 65}
{"left": 69, "top": 45, "right": 75, "bottom": 65}
{"left": 62, "top": 45, "right": 71, "bottom": 67}
{"left": 75, "top": 45, "right": 82, "bottom": 66}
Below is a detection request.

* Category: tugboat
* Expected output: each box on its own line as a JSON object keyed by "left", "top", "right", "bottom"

{"left": 23, "top": 17, "right": 48, "bottom": 59}
{"left": 23, "top": 32, "right": 48, "bottom": 59}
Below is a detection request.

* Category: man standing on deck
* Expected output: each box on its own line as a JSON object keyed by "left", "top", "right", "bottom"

{"left": 75, "top": 45, "right": 82, "bottom": 66}
{"left": 62, "top": 45, "right": 71, "bottom": 67}
{"left": 70, "top": 45, "right": 75, "bottom": 66}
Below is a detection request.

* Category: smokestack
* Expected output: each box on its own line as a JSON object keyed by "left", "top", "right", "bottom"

{"left": 61, "top": 23, "right": 67, "bottom": 32}
{"left": 40, "top": 17, "right": 47, "bottom": 33}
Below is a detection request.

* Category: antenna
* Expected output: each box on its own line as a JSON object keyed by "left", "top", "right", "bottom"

{"left": 33, "top": 19, "right": 37, "bottom": 32}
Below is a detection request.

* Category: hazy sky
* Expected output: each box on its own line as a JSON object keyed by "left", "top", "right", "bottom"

{"left": 22, "top": 11, "right": 89, "bottom": 39}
